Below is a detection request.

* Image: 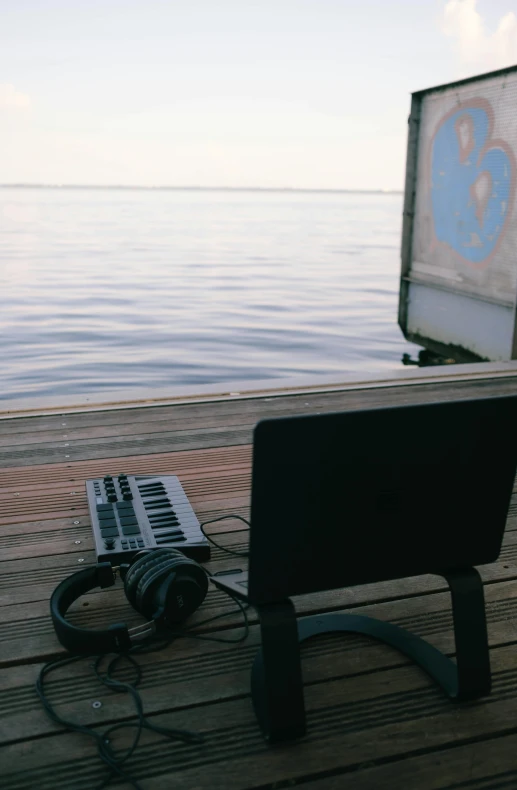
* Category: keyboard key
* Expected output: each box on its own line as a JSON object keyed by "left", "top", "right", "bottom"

{"left": 154, "top": 528, "right": 183, "bottom": 538}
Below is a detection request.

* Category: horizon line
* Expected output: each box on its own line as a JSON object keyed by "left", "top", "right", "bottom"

{"left": 0, "top": 183, "right": 403, "bottom": 195}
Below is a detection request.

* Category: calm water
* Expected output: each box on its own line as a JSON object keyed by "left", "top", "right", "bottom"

{"left": 1, "top": 187, "right": 420, "bottom": 401}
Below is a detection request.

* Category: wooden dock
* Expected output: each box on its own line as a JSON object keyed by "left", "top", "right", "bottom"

{"left": 2, "top": 362, "right": 517, "bottom": 790}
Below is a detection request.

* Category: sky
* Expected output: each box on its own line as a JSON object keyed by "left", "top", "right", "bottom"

{"left": 1, "top": 0, "right": 516, "bottom": 190}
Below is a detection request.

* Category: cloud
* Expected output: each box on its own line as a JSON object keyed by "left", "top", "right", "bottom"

{"left": 0, "top": 83, "right": 30, "bottom": 111}
{"left": 443, "top": 0, "right": 517, "bottom": 76}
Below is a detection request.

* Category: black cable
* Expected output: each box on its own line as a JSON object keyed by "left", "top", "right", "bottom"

{"left": 36, "top": 587, "right": 250, "bottom": 790}
{"left": 199, "top": 514, "right": 250, "bottom": 557}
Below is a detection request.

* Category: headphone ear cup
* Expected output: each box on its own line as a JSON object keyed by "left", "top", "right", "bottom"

{"left": 124, "top": 548, "right": 182, "bottom": 609}
{"left": 136, "top": 554, "right": 208, "bottom": 623}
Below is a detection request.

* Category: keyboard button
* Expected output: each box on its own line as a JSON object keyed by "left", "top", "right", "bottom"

{"left": 96, "top": 504, "right": 113, "bottom": 512}
{"left": 137, "top": 538, "right": 144, "bottom": 547}
{"left": 116, "top": 501, "right": 133, "bottom": 511}
{"left": 120, "top": 516, "right": 138, "bottom": 527}
{"left": 129, "top": 539, "right": 137, "bottom": 548}
{"left": 121, "top": 540, "right": 129, "bottom": 549}
{"left": 122, "top": 525, "right": 140, "bottom": 535}
{"left": 98, "top": 517, "right": 117, "bottom": 528}
{"left": 100, "top": 527, "right": 119, "bottom": 537}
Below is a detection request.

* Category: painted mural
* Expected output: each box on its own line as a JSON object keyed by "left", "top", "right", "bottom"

{"left": 430, "top": 99, "right": 515, "bottom": 269}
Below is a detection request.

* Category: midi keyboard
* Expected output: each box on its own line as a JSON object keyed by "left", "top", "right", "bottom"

{"left": 87, "top": 473, "right": 210, "bottom": 564}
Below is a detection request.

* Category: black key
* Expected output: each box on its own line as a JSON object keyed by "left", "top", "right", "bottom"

{"left": 122, "top": 525, "right": 140, "bottom": 535}
{"left": 149, "top": 513, "right": 179, "bottom": 525}
{"left": 156, "top": 535, "right": 186, "bottom": 544}
{"left": 120, "top": 516, "right": 138, "bottom": 527}
{"left": 149, "top": 512, "right": 178, "bottom": 521}
{"left": 154, "top": 529, "right": 183, "bottom": 539}
{"left": 144, "top": 502, "right": 171, "bottom": 511}
{"left": 98, "top": 517, "right": 117, "bottom": 528}
{"left": 96, "top": 504, "right": 113, "bottom": 512}
{"left": 142, "top": 497, "right": 170, "bottom": 505}
{"left": 151, "top": 520, "right": 180, "bottom": 530}
{"left": 100, "top": 527, "right": 119, "bottom": 537}
{"left": 149, "top": 513, "right": 179, "bottom": 521}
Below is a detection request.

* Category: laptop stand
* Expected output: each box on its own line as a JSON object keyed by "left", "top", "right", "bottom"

{"left": 250, "top": 567, "right": 491, "bottom": 743}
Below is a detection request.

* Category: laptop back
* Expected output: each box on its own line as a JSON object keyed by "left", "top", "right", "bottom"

{"left": 247, "top": 395, "right": 517, "bottom": 604}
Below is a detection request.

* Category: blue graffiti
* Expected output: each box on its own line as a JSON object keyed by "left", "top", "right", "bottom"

{"left": 431, "top": 106, "right": 513, "bottom": 264}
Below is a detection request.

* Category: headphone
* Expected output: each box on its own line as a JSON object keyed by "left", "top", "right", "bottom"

{"left": 50, "top": 548, "right": 209, "bottom": 654}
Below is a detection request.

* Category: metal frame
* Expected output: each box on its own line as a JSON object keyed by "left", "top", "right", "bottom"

{"left": 251, "top": 568, "right": 491, "bottom": 743}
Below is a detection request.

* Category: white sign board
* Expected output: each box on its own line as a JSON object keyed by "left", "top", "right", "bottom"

{"left": 399, "top": 67, "right": 517, "bottom": 361}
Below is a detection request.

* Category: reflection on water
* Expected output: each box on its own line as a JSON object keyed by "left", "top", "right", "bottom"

{"left": 0, "top": 188, "right": 421, "bottom": 400}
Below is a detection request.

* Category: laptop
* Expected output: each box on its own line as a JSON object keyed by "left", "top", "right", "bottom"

{"left": 212, "top": 395, "right": 517, "bottom": 605}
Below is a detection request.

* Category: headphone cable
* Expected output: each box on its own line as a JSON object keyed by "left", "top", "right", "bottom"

{"left": 36, "top": 587, "right": 250, "bottom": 790}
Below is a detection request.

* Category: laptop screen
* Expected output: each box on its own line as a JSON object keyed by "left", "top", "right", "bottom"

{"left": 247, "top": 395, "right": 517, "bottom": 603}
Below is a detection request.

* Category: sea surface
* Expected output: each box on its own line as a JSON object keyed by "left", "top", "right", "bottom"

{"left": 1, "top": 187, "right": 421, "bottom": 402}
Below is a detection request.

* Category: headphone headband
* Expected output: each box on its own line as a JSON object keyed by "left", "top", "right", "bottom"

{"left": 50, "top": 562, "right": 156, "bottom": 654}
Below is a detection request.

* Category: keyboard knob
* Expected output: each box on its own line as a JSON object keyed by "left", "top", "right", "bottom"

{"left": 107, "top": 492, "right": 118, "bottom": 502}
{"left": 103, "top": 475, "right": 113, "bottom": 482}
{"left": 123, "top": 491, "right": 133, "bottom": 501}
{"left": 104, "top": 538, "right": 115, "bottom": 550}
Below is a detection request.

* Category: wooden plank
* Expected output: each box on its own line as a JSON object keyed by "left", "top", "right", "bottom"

{"left": 2, "top": 578, "right": 517, "bottom": 744}
{"left": 298, "top": 732, "right": 517, "bottom": 789}
{"left": 3, "top": 374, "right": 517, "bottom": 467}
{"left": 0, "top": 445, "right": 252, "bottom": 488}
{"left": 3, "top": 641, "right": 517, "bottom": 790}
